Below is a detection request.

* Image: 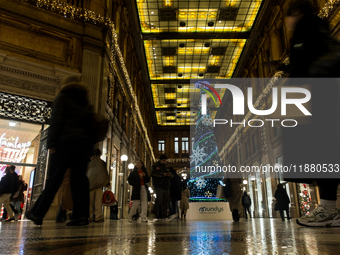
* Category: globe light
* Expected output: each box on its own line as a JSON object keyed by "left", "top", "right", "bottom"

{"left": 121, "top": 155, "right": 128, "bottom": 161}
{"left": 243, "top": 180, "right": 248, "bottom": 185}
{"left": 128, "top": 163, "right": 134, "bottom": 169}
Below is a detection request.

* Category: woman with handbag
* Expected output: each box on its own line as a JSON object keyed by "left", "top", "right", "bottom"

{"left": 127, "top": 160, "right": 150, "bottom": 222}
{"left": 274, "top": 184, "right": 291, "bottom": 221}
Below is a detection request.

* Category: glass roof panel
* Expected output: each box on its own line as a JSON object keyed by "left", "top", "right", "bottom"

{"left": 137, "top": 0, "right": 262, "bottom": 33}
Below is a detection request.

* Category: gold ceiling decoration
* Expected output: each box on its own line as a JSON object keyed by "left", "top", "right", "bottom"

{"left": 136, "top": 0, "right": 263, "bottom": 125}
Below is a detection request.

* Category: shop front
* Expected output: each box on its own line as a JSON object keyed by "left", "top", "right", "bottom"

{"left": 0, "top": 92, "right": 51, "bottom": 217}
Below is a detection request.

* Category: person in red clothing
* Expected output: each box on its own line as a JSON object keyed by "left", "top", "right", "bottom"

{"left": 127, "top": 160, "right": 150, "bottom": 222}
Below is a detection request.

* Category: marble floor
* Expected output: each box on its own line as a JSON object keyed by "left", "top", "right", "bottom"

{"left": 1, "top": 218, "right": 340, "bottom": 255}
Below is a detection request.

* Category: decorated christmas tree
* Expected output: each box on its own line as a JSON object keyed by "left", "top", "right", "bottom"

{"left": 188, "top": 81, "right": 224, "bottom": 201}
{"left": 297, "top": 184, "right": 311, "bottom": 216}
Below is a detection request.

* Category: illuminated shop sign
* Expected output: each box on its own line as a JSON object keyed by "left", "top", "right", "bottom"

{"left": 0, "top": 133, "right": 31, "bottom": 149}
{"left": 0, "top": 133, "right": 31, "bottom": 163}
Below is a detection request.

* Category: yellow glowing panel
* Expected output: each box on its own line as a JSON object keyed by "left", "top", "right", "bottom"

{"left": 167, "top": 116, "right": 176, "bottom": 120}
{"left": 177, "top": 48, "right": 210, "bottom": 55}
{"left": 164, "top": 56, "right": 175, "bottom": 66}
{"left": 165, "top": 93, "right": 176, "bottom": 99}
{"left": 177, "top": 67, "right": 206, "bottom": 72}
{"left": 178, "top": 11, "right": 218, "bottom": 20}
{"left": 137, "top": 0, "right": 263, "bottom": 33}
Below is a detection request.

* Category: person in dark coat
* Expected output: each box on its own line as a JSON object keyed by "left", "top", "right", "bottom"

{"left": 242, "top": 191, "right": 252, "bottom": 219}
{"left": 128, "top": 160, "right": 150, "bottom": 222}
{"left": 274, "top": 184, "right": 291, "bottom": 221}
{"left": 0, "top": 166, "right": 15, "bottom": 222}
{"left": 271, "top": 0, "right": 340, "bottom": 227}
{"left": 26, "top": 80, "right": 95, "bottom": 226}
{"left": 149, "top": 154, "right": 173, "bottom": 220}
{"left": 168, "top": 167, "right": 182, "bottom": 221}
{"left": 11, "top": 175, "right": 27, "bottom": 220}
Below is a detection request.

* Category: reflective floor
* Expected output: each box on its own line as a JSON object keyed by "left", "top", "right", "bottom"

{"left": 1, "top": 218, "right": 340, "bottom": 255}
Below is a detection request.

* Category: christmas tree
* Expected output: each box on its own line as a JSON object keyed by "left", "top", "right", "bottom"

{"left": 297, "top": 184, "right": 311, "bottom": 216}
{"left": 188, "top": 81, "right": 224, "bottom": 201}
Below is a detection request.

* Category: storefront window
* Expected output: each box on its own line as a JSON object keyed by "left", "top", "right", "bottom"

{"left": 0, "top": 119, "right": 42, "bottom": 181}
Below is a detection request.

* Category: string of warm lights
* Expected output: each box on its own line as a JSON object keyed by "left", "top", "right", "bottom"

{"left": 17, "top": 0, "right": 155, "bottom": 161}
{"left": 318, "top": 0, "right": 340, "bottom": 18}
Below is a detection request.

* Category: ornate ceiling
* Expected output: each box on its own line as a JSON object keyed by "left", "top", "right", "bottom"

{"left": 136, "top": 0, "right": 263, "bottom": 125}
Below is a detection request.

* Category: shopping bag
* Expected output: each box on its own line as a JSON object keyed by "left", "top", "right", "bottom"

{"left": 102, "top": 190, "right": 117, "bottom": 207}
{"left": 87, "top": 157, "right": 110, "bottom": 191}
{"left": 216, "top": 184, "right": 226, "bottom": 199}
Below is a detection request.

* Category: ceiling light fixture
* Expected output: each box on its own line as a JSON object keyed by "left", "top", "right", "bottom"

{"left": 151, "top": 12, "right": 154, "bottom": 14}
{"left": 208, "top": 22, "right": 214, "bottom": 27}
{"left": 179, "top": 22, "right": 186, "bottom": 27}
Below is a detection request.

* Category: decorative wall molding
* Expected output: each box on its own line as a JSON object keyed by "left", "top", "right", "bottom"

{"left": 0, "top": 74, "right": 56, "bottom": 95}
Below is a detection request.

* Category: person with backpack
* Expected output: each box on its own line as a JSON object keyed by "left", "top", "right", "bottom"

{"left": 242, "top": 191, "right": 252, "bottom": 219}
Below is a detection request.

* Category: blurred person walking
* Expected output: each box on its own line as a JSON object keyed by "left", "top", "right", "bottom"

{"left": 149, "top": 154, "right": 172, "bottom": 221}
{"left": 127, "top": 160, "right": 150, "bottom": 222}
{"left": 180, "top": 182, "right": 190, "bottom": 221}
{"left": 26, "top": 80, "right": 95, "bottom": 226}
{"left": 0, "top": 166, "right": 15, "bottom": 222}
{"left": 242, "top": 191, "right": 252, "bottom": 219}
{"left": 271, "top": 0, "right": 340, "bottom": 227}
{"left": 274, "top": 184, "right": 291, "bottom": 221}
{"left": 11, "top": 175, "right": 27, "bottom": 220}
{"left": 168, "top": 167, "right": 182, "bottom": 221}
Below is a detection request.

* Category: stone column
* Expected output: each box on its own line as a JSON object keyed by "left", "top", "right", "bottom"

{"left": 81, "top": 49, "right": 102, "bottom": 112}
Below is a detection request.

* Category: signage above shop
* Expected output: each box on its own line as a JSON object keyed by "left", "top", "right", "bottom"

{"left": 0, "top": 133, "right": 31, "bottom": 149}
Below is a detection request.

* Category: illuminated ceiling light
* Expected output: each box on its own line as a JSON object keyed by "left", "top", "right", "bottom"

{"left": 219, "top": 20, "right": 222, "bottom": 23}
{"left": 9, "top": 122, "right": 16, "bottom": 127}
{"left": 179, "top": 22, "right": 186, "bottom": 27}
{"left": 151, "top": 11, "right": 154, "bottom": 14}
{"left": 154, "top": 57, "right": 156, "bottom": 58}
{"left": 151, "top": 23, "right": 154, "bottom": 25}
{"left": 154, "top": 53, "right": 156, "bottom": 55}
{"left": 153, "top": 47, "right": 155, "bottom": 49}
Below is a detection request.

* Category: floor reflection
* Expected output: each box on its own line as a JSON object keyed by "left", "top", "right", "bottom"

{"left": 1, "top": 218, "right": 340, "bottom": 254}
